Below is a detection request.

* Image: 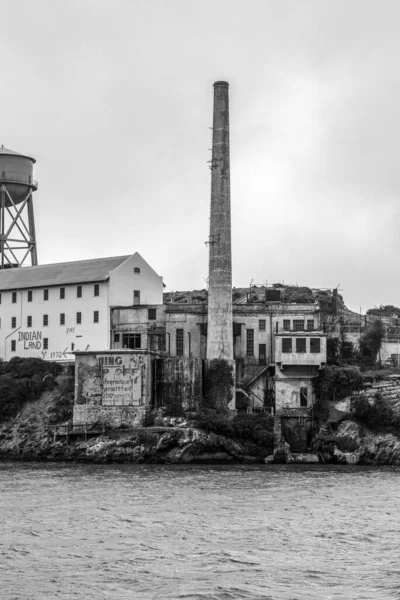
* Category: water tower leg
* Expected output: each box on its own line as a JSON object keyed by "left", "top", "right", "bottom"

{"left": 0, "top": 189, "right": 5, "bottom": 269}
{"left": 27, "top": 193, "right": 38, "bottom": 265}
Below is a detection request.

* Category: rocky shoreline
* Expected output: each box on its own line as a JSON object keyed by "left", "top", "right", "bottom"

{"left": 0, "top": 425, "right": 270, "bottom": 464}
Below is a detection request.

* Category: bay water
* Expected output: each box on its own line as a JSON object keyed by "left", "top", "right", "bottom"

{"left": 1, "top": 462, "right": 399, "bottom": 600}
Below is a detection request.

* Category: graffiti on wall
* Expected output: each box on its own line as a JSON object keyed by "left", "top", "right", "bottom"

{"left": 100, "top": 354, "right": 144, "bottom": 406}
{"left": 18, "top": 331, "right": 42, "bottom": 349}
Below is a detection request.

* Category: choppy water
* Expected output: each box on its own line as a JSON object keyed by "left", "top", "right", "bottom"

{"left": 1, "top": 463, "right": 400, "bottom": 600}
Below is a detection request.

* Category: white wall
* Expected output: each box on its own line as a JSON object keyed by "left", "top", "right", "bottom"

{"left": 0, "top": 281, "right": 110, "bottom": 361}
{"left": 109, "top": 253, "right": 163, "bottom": 306}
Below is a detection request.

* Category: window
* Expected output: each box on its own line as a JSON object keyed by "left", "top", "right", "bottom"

{"left": 283, "top": 319, "right": 290, "bottom": 331}
{"left": 0, "top": 293, "right": 2, "bottom": 304}
{"left": 300, "top": 386, "right": 308, "bottom": 407}
{"left": 11, "top": 340, "right": 16, "bottom": 352}
{"left": 28, "top": 290, "right": 32, "bottom": 302}
{"left": 77, "top": 285, "right": 82, "bottom": 298}
{"left": 43, "top": 338, "right": 48, "bottom": 350}
{"left": 133, "top": 290, "right": 140, "bottom": 305}
{"left": 122, "top": 333, "right": 141, "bottom": 349}
{"left": 60, "top": 313, "right": 65, "bottom": 325}
{"left": 76, "top": 312, "right": 82, "bottom": 324}
{"left": 246, "top": 329, "right": 254, "bottom": 357}
{"left": 310, "top": 338, "right": 321, "bottom": 353}
{"left": 71, "top": 343, "right": 75, "bottom": 351}
{"left": 94, "top": 284, "right": 99, "bottom": 297}
{"left": 148, "top": 308, "right": 156, "bottom": 320}
{"left": 27, "top": 316, "right": 32, "bottom": 328}
{"left": 44, "top": 289, "right": 49, "bottom": 301}
{"left": 296, "top": 338, "right": 306, "bottom": 353}
{"left": 60, "top": 287, "right": 65, "bottom": 299}
{"left": 93, "top": 310, "right": 99, "bottom": 323}
{"left": 11, "top": 316, "right": 16, "bottom": 329}
{"left": 12, "top": 291, "right": 17, "bottom": 303}
{"left": 293, "top": 320, "right": 305, "bottom": 331}
{"left": 259, "top": 319, "right": 266, "bottom": 331}
{"left": 114, "top": 333, "right": 120, "bottom": 343}
{"left": 176, "top": 329, "right": 184, "bottom": 356}
{"left": 43, "top": 314, "right": 48, "bottom": 326}
{"left": 307, "top": 319, "right": 314, "bottom": 331}
{"left": 134, "top": 267, "right": 141, "bottom": 274}
{"left": 282, "top": 338, "right": 292, "bottom": 353}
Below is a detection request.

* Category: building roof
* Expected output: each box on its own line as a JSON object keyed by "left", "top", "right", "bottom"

{"left": 0, "top": 255, "right": 131, "bottom": 291}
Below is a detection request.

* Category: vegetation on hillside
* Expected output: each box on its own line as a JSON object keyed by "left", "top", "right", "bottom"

{"left": 0, "top": 357, "right": 63, "bottom": 421}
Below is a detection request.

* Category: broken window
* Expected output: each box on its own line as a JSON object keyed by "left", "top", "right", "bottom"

{"left": 246, "top": 329, "right": 254, "bottom": 357}
{"left": 259, "top": 319, "right": 266, "bottom": 331}
{"left": 283, "top": 319, "right": 290, "bottom": 331}
{"left": 307, "top": 319, "right": 314, "bottom": 331}
{"left": 122, "top": 333, "right": 141, "bottom": 349}
{"left": 310, "top": 338, "right": 321, "bottom": 354}
{"left": 293, "top": 320, "right": 304, "bottom": 331}
{"left": 148, "top": 308, "right": 156, "bottom": 320}
{"left": 114, "top": 333, "right": 120, "bottom": 343}
{"left": 310, "top": 338, "right": 320, "bottom": 353}
{"left": 300, "top": 386, "right": 308, "bottom": 407}
{"left": 282, "top": 338, "right": 292, "bottom": 353}
{"left": 176, "top": 329, "right": 184, "bottom": 356}
{"left": 296, "top": 338, "right": 306, "bottom": 353}
{"left": 133, "top": 290, "right": 140, "bottom": 305}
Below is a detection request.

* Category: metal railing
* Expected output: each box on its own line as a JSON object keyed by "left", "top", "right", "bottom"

{"left": 0, "top": 172, "right": 38, "bottom": 188}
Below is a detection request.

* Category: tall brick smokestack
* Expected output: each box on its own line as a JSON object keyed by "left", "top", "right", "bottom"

{"left": 206, "top": 81, "right": 233, "bottom": 361}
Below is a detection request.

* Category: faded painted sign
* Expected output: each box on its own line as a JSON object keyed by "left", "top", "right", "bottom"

{"left": 100, "top": 354, "right": 143, "bottom": 406}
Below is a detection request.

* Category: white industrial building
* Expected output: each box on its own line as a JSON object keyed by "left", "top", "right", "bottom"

{"left": 0, "top": 252, "right": 163, "bottom": 361}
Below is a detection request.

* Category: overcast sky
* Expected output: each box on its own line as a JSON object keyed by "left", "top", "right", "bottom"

{"left": 2, "top": 0, "right": 399, "bottom": 312}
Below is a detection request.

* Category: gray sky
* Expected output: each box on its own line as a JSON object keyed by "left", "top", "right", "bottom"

{"left": 2, "top": 0, "right": 400, "bottom": 312}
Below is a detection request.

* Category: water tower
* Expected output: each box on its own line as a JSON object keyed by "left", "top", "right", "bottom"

{"left": 0, "top": 146, "right": 38, "bottom": 268}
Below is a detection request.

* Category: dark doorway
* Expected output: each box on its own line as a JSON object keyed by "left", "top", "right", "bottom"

{"left": 259, "top": 343, "right": 267, "bottom": 365}
{"left": 281, "top": 417, "right": 312, "bottom": 452}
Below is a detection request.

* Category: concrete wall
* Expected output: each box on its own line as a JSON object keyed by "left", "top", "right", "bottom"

{"left": 109, "top": 253, "right": 163, "bottom": 307}
{"left": 154, "top": 358, "right": 203, "bottom": 413}
{"left": 275, "top": 375, "right": 316, "bottom": 410}
{"left": 0, "top": 281, "right": 109, "bottom": 361}
{"left": 73, "top": 350, "right": 155, "bottom": 428}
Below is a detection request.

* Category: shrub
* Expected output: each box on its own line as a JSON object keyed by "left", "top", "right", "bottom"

{"left": 313, "top": 365, "right": 364, "bottom": 422}
{"left": 192, "top": 410, "right": 274, "bottom": 447}
{"left": 359, "top": 320, "right": 385, "bottom": 364}
{"left": 203, "top": 359, "right": 235, "bottom": 412}
{"left": 352, "top": 394, "right": 400, "bottom": 433}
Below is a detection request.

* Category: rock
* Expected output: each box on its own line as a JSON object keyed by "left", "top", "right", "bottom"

{"left": 264, "top": 455, "right": 274, "bottom": 463}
